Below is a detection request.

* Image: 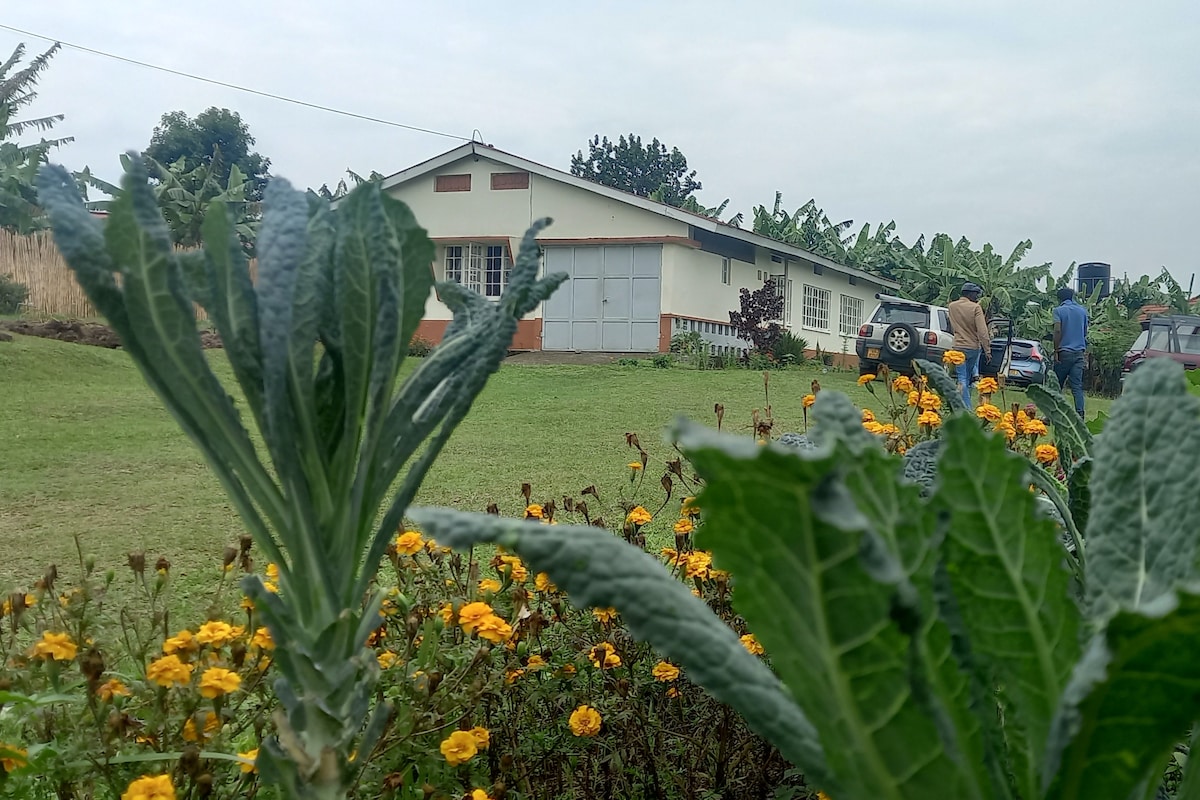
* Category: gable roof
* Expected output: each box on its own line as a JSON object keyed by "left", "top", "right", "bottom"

{"left": 378, "top": 142, "right": 899, "bottom": 290}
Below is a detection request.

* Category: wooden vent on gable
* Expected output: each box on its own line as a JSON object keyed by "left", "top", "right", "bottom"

{"left": 435, "top": 173, "right": 472, "bottom": 192}
{"left": 490, "top": 171, "right": 530, "bottom": 190}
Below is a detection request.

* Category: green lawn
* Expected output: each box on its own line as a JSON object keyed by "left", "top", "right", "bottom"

{"left": 0, "top": 335, "right": 1112, "bottom": 596}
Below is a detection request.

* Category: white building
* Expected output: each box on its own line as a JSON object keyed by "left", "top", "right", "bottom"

{"left": 376, "top": 142, "right": 898, "bottom": 361}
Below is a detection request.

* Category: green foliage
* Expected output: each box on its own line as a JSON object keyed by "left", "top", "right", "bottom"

{"left": 417, "top": 353, "right": 1200, "bottom": 800}
{"left": 36, "top": 155, "right": 565, "bottom": 798}
{"left": 570, "top": 133, "right": 701, "bottom": 206}
{"left": 751, "top": 192, "right": 853, "bottom": 261}
{"left": 0, "top": 272, "right": 30, "bottom": 313}
{"left": 651, "top": 352, "right": 673, "bottom": 368}
{"left": 315, "top": 169, "right": 386, "bottom": 201}
{"left": 145, "top": 108, "right": 271, "bottom": 201}
{"left": 407, "top": 335, "right": 433, "bottom": 357}
{"left": 771, "top": 331, "right": 808, "bottom": 365}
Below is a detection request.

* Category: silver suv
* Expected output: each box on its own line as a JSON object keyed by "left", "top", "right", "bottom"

{"left": 855, "top": 294, "right": 956, "bottom": 376}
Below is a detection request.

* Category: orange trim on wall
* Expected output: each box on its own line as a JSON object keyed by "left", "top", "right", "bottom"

{"left": 414, "top": 318, "right": 542, "bottom": 351}
{"left": 659, "top": 316, "right": 673, "bottom": 353}
{"left": 430, "top": 236, "right": 511, "bottom": 243}
{"left": 536, "top": 236, "right": 700, "bottom": 248}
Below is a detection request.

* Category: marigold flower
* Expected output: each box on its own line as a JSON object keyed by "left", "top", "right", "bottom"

{"left": 30, "top": 631, "right": 77, "bottom": 661}
{"left": 569, "top": 705, "right": 603, "bottom": 737}
{"left": 589, "top": 642, "right": 622, "bottom": 670}
{"left": 559, "top": 663, "right": 577, "bottom": 676}
{"left": 147, "top": 654, "right": 194, "bottom": 687}
{"left": 666, "top": 686, "right": 680, "bottom": 698}
{"left": 681, "top": 496, "right": 699, "bottom": 516}
{"left": 878, "top": 423, "right": 901, "bottom": 436}
{"left": 195, "top": 621, "right": 236, "bottom": 648}
{"left": 626, "top": 505, "right": 652, "bottom": 526}
{"left": 525, "top": 503, "right": 544, "bottom": 519}
{"left": 265, "top": 563, "right": 279, "bottom": 582}
{"left": 685, "top": 551, "right": 713, "bottom": 579}
{"left": 251, "top": 627, "right": 274, "bottom": 651}
{"left": 526, "top": 654, "right": 548, "bottom": 670}
{"left": 857, "top": 373, "right": 876, "bottom": 385}
{"left": 943, "top": 349, "right": 966, "bottom": 366}
{"left": 592, "top": 607, "right": 618, "bottom": 624}
{"left": 120, "top": 773, "right": 175, "bottom": 800}
{"left": 473, "top": 614, "right": 514, "bottom": 644}
{"left": 907, "top": 390, "right": 921, "bottom": 406}
{"left": 977, "top": 377, "right": 999, "bottom": 395}
{"left": 892, "top": 375, "right": 914, "bottom": 393}
{"left": 457, "top": 602, "right": 495, "bottom": 633}
{"left": 859, "top": 410, "right": 876, "bottom": 425}
{"left": 498, "top": 554, "right": 528, "bottom": 583}
{"left": 478, "top": 578, "right": 501, "bottom": 594}
{"left": 393, "top": 530, "right": 424, "bottom": 556}
{"left": 627, "top": 461, "right": 643, "bottom": 471}
{"left": 534, "top": 572, "right": 557, "bottom": 593}
{"left": 263, "top": 581, "right": 279, "bottom": 594}
{"left": 918, "top": 410, "right": 942, "bottom": 428}
{"left": 505, "top": 668, "right": 525, "bottom": 684}
{"left": 98, "top": 678, "right": 132, "bottom": 701}
{"left": 975, "top": 403, "right": 1003, "bottom": 422}
{"left": 740, "top": 633, "right": 765, "bottom": 656}
{"left": 994, "top": 421, "right": 1018, "bottom": 441}
{"left": 238, "top": 749, "right": 258, "bottom": 774}
{"left": 1, "top": 744, "right": 28, "bottom": 773}
{"left": 440, "top": 730, "right": 478, "bottom": 766}
{"left": 802, "top": 393, "right": 816, "bottom": 409}
{"left": 652, "top": 661, "right": 680, "bottom": 682}
{"left": 471, "top": 791, "right": 490, "bottom": 800}
{"left": 182, "top": 713, "right": 221, "bottom": 742}
{"left": 1024, "top": 419, "right": 1049, "bottom": 437}
{"left": 377, "top": 651, "right": 399, "bottom": 670}
{"left": 1036, "top": 444, "right": 1060, "bottom": 465}
{"left": 162, "top": 630, "right": 198, "bottom": 656}
{"left": 469, "top": 726, "right": 490, "bottom": 750}
{"left": 199, "top": 667, "right": 241, "bottom": 699}
{"left": 673, "top": 517, "right": 694, "bottom": 535}
{"left": 863, "top": 420, "right": 885, "bottom": 435}
{"left": 918, "top": 393, "right": 942, "bottom": 411}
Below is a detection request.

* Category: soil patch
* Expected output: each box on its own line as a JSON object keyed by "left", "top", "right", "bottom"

{"left": 0, "top": 320, "right": 223, "bottom": 349}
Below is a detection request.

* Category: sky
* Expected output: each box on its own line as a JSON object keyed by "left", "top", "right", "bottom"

{"left": 4, "top": 0, "right": 1198, "bottom": 288}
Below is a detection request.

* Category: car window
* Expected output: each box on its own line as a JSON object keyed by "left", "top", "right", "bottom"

{"left": 872, "top": 305, "right": 930, "bottom": 327}
{"left": 1130, "top": 330, "right": 1149, "bottom": 351}
{"left": 1176, "top": 324, "right": 1200, "bottom": 355}
{"left": 1010, "top": 342, "right": 1034, "bottom": 359}
{"left": 938, "top": 310, "right": 951, "bottom": 332}
{"left": 1147, "top": 326, "right": 1172, "bottom": 351}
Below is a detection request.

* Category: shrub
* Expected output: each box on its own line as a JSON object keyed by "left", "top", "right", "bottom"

{"left": 408, "top": 336, "right": 434, "bottom": 357}
{"left": 651, "top": 353, "right": 672, "bottom": 368}
{"left": 770, "top": 331, "right": 807, "bottom": 365}
{"left": 0, "top": 273, "right": 30, "bottom": 314}
{"left": 728, "top": 280, "right": 784, "bottom": 356}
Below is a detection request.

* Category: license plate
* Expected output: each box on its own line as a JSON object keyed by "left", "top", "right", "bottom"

{"left": 867, "top": 348, "right": 880, "bottom": 359}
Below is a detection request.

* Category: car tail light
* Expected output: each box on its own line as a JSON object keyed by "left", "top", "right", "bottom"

{"left": 1029, "top": 350, "right": 1042, "bottom": 361}
{"left": 858, "top": 324, "right": 873, "bottom": 337}
{"left": 924, "top": 331, "right": 937, "bottom": 345}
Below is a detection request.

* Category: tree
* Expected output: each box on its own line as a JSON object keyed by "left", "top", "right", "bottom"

{"left": 729, "top": 279, "right": 786, "bottom": 355}
{"left": 145, "top": 107, "right": 271, "bottom": 201}
{"left": 316, "top": 169, "right": 386, "bottom": 201}
{"left": 570, "top": 134, "right": 701, "bottom": 206}
{"left": 0, "top": 42, "right": 72, "bottom": 233}
{"left": 751, "top": 193, "right": 853, "bottom": 261}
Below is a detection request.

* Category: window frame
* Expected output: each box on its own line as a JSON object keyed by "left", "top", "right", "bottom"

{"left": 802, "top": 284, "right": 832, "bottom": 332}
{"left": 838, "top": 294, "right": 864, "bottom": 336}
{"left": 444, "top": 242, "right": 512, "bottom": 298}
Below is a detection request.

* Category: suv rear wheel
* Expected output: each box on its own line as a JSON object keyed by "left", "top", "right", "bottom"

{"left": 883, "top": 322, "right": 920, "bottom": 358}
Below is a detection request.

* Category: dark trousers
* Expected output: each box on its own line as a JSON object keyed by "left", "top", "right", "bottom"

{"left": 1054, "top": 349, "right": 1086, "bottom": 417}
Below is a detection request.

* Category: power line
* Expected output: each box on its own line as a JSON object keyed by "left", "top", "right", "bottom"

{"left": 0, "top": 22, "right": 473, "bottom": 142}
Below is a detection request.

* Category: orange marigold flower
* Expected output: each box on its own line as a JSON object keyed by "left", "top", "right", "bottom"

{"left": 802, "top": 393, "right": 816, "bottom": 409}
{"left": 265, "top": 563, "right": 280, "bottom": 582}
{"left": 498, "top": 554, "right": 528, "bottom": 583}
{"left": 977, "top": 377, "right": 1000, "bottom": 395}
{"left": 182, "top": 713, "right": 221, "bottom": 742}
{"left": 98, "top": 678, "right": 132, "bottom": 701}
{"left": 857, "top": 373, "right": 876, "bottom": 385}
{"left": 195, "top": 621, "right": 236, "bottom": 648}
{"left": 473, "top": 614, "right": 513, "bottom": 644}
{"left": 626, "top": 506, "right": 652, "bottom": 526}
{"left": 681, "top": 496, "right": 699, "bottom": 516}
{"left": 534, "top": 572, "right": 557, "bottom": 593}
{"left": 685, "top": 551, "right": 713, "bottom": 579}
{"left": 439, "top": 730, "right": 478, "bottom": 766}
{"left": 917, "top": 410, "right": 942, "bottom": 428}
{"left": 478, "top": 578, "right": 502, "bottom": 594}
{"left": 627, "top": 461, "right": 643, "bottom": 471}
{"left": 907, "top": 390, "right": 921, "bottom": 406}
{"left": 918, "top": 393, "right": 942, "bottom": 411}
{"left": 740, "top": 633, "right": 765, "bottom": 656}
{"left": 163, "top": 630, "right": 198, "bottom": 656}
{"left": 1, "top": 744, "right": 28, "bottom": 773}
{"left": 120, "top": 773, "right": 176, "bottom": 800}
{"left": 569, "top": 705, "right": 602, "bottom": 737}
{"left": 147, "top": 654, "right": 194, "bottom": 688}
{"left": 1035, "top": 444, "right": 1060, "bottom": 465}
{"left": 457, "top": 602, "right": 494, "bottom": 633}
{"left": 975, "top": 403, "right": 1003, "bottom": 422}
{"left": 943, "top": 349, "right": 966, "bottom": 366}
{"left": 592, "top": 607, "right": 618, "bottom": 624}
{"left": 1024, "top": 419, "right": 1049, "bottom": 437}
{"left": 892, "top": 375, "right": 914, "bottom": 393}
{"left": 251, "top": 627, "right": 274, "bottom": 651}
{"left": 589, "top": 642, "right": 622, "bottom": 670}
{"left": 673, "top": 517, "right": 694, "bottom": 535}
{"left": 30, "top": 631, "right": 77, "bottom": 661}
{"left": 198, "top": 667, "right": 241, "bottom": 699}
{"left": 861, "top": 408, "right": 876, "bottom": 423}
{"left": 395, "top": 531, "right": 424, "bottom": 555}
{"left": 524, "top": 504, "right": 544, "bottom": 519}
{"left": 377, "top": 651, "right": 399, "bottom": 669}
{"left": 652, "top": 661, "right": 680, "bottom": 682}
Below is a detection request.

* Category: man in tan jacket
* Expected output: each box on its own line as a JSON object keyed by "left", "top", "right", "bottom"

{"left": 947, "top": 282, "right": 991, "bottom": 408}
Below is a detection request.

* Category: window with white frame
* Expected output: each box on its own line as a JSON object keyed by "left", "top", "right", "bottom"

{"left": 444, "top": 243, "right": 512, "bottom": 298}
{"left": 721, "top": 257, "right": 731, "bottom": 285}
{"left": 802, "top": 285, "right": 831, "bottom": 331}
{"left": 839, "top": 294, "right": 864, "bottom": 336}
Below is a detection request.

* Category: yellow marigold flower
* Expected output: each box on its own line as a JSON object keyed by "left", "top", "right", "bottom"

{"left": 589, "top": 642, "right": 622, "bottom": 670}
{"left": 534, "top": 572, "right": 557, "bottom": 593}
{"left": 975, "top": 403, "right": 1003, "bottom": 422}
{"left": 740, "top": 633, "right": 765, "bottom": 656}
{"left": 526, "top": 654, "right": 548, "bottom": 670}
{"left": 265, "top": 563, "right": 279, "bottom": 582}
{"left": 685, "top": 551, "right": 713, "bottom": 579}
{"left": 673, "top": 517, "right": 694, "bottom": 535}
{"left": 395, "top": 531, "right": 424, "bottom": 555}
{"left": 240, "top": 596, "right": 255, "bottom": 611}
{"left": 251, "top": 627, "right": 274, "bottom": 651}
{"left": 652, "top": 661, "right": 680, "bottom": 682}
{"left": 499, "top": 554, "right": 528, "bottom": 583}
{"left": 147, "top": 654, "right": 194, "bottom": 688}
{"left": 943, "top": 349, "right": 966, "bottom": 366}
{"left": 1, "top": 744, "right": 28, "bottom": 773}
{"left": 917, "top": 411, "right": 942, "bottom": 428}
{"left": 861, "top": 408, "right": 876, "bottom": 423}
{"left": 977, "top": 377, "right": 999, "bottom": 395}
{"left": 439, "top": 602, "right": 455, "bottom": 625}
{"left": 458, "top": 601, "right": 494, "bottom": 633}
{"left": 879, "top": 423, "right": 901, "bottom": 436}
{"left": 238, "top": 749, "right": 258, "bottom": 774}
{"left": 918, "top": 393, "right": 942, "bottom": 411}
{"left": 666, "top": 686, "right": 680, "bottom": 698}
{"left": 478, "top": 578, "right": 502, "bottom": 594}
{"left": 994, "top": 421, "right": 1018, "bottom": 441}
{"left": 863, "top": 421, "right": 885, "bottom": 435}
{"left": 181, "top": 713, "right": 221, "bottom": 742}
{"left": 857, "top": 373, "right": 876, "bottom": 385}
{"left": 439, "top": 730, "right": 478, "bottom": 766}
{"left": 98, "top": 678, "right": 131, "bottom": 701}
{"left": 592, "top": 607, "right": 619, "bottom": 624}
{"left": 195, "top": 621, "right": 236, "bottom": 648}
{"left": 377, "top": 651, "right": 399, "bottom": 670}
{"left": 525, "top": 503, "right": 544, "bottom": 519}
{"left": 263, "top": 581, "right": 279, "bottom": 594}
{"left": 906, "top": 390, "right": 921, "bottom": 406}
{"left": 469, "top": 726, "right": 490, "bottom": 750}
{"left": 162, "top": 630, "right": 198, "bottom": 656}
{"left": 559, "top": 663, "right": 577, "bottom": 676}
{"left": 505, "top": 668, "right": 525, "bottom": 684}
{"left": 569, "top": 705, "right": 603, "bottom": 737}
{"left": 627, "top": 461, "right": 643, "bottom": 471}
{"left": 1036, "top": 444, "right": 1060, "bottom": 465}
{"left": 802, "top": 393, "right": 816, "bottom": 409}
{"left": 681, "top": 496, "right": 699, "bottom": 516}
{"left": 1024, "top": 418, "right": 1049, "bottom": 437}
{"left": 120, "top": 773, "right": 175, "bottom": 800}
{"left": 471, "top": 790, "right": 490, "bottom": 800}
{"left": 474, "top": 614, "right": 514, "bottom": 644}
{"left": 626, "top": 505, "right": 652, "bottom": 526}
{"left": 30, "top": 631, "right": 77, "bottom": 661}
{"left": 198, "top": 667, "right": 241, "bottom": 699}
{"left": 892, "top": 375, "right": 914, "bottom": 393}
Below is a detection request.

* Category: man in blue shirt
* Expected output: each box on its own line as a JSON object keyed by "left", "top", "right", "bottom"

{"left": 1053, "top": 286, "right": 1089, "bottom": 418}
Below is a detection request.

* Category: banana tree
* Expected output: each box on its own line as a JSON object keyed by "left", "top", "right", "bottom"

{"left": 143, "top": 147, "right": 261, "bottom": 248}
{"left": 752, "top": 192, "right": 853, "bottom": 260}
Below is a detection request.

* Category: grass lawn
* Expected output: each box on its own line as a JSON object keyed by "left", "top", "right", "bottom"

{"left": 0, "top": 334, "right": 1113, "bottom": 597}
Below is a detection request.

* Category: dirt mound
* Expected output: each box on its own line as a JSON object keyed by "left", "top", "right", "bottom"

{"left": 0, "top": 320, "right": 223, "bottom": 349}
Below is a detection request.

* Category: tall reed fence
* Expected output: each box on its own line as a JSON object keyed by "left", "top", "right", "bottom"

{"left": 1, "top": 230, "right": 256, "bottom": 320}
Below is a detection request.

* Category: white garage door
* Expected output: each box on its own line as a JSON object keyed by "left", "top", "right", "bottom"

{"left": 542, "top": 245, "right": 662, "bottom": 352}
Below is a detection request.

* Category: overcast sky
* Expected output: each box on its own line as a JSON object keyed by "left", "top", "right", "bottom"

{"left": 5, "top": 1, "right": 1198, "bottom": 288}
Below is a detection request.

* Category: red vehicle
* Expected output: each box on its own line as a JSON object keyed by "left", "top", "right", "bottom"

{"left": 1121, "top": 314, "right": 1200, "bottom": 383}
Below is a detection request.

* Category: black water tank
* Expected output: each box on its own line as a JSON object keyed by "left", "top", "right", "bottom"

{"left": 1077, "top": 262, "right": 1111, "bottom": 299}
